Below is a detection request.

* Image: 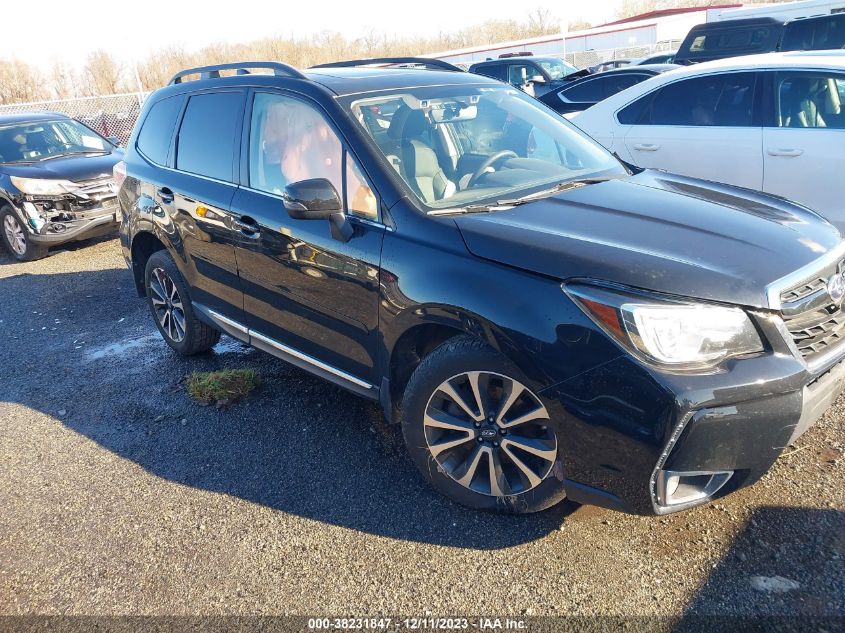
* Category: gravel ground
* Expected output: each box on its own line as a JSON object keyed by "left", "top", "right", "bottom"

{"left": 0, "top": 238, "right": 843, "bottom": 625}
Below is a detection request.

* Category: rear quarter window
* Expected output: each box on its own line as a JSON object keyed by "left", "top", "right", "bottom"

{"left": 175, "top": 92, "right": 243, "bottom": 181}
{"left": 136, "top": 95, "right": 183, "bottom": 165}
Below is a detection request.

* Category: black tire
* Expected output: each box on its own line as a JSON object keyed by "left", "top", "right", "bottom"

{"left": 0, "top": 207, "right": 48, "bottom": 261}
{"left": 144, "top": 249, "right": 220, "bottom": 355}
{"left": 401, "top": 335, "right": 567, "bottom": 514}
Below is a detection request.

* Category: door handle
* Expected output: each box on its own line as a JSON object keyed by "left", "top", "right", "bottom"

{"left": 232, "top": 215, "right": 260, "bottom": 237}
{"left": 633, "top": 143, "right": 660, "bottom": 152}
{"left": 767, "top": 148, "right": 804, "bottom": 157}
{"left": 157, "top": 187, "right": 174, "bottom": 204}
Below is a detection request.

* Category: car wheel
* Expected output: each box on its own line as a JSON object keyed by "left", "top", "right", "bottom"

{"left": 401, "top": 335, "right": 566, "bottom": 514}
{"left": 144, "top": 249, "right": 220, "bottom": 355}
{"left": 1, "top": 207, "right": 48, "bottom": 261}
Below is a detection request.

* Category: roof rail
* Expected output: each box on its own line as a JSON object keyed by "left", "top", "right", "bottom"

{"left": 168, "top": 62, "right": 307, "bottom": 85}
{"left": 310, "top": 57, "right": 463, "bottom": 72}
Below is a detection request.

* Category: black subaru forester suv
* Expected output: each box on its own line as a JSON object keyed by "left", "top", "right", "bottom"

{"left": 119, "top": 60, "right": 845, "bottom": 515}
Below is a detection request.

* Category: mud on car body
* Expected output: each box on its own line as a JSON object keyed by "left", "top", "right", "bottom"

{"left": 120, "top": 60, "right": 845, "bottom": 516}
{"left": 0, "top": 112, "right": 124, "bottom": 261}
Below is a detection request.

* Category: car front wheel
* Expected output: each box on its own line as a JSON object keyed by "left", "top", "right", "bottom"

{"left": 1, "top": 207, "right": 48, "bottom": 261}
{"left": 401, "top": 335, "right": 566, "bottom": 513}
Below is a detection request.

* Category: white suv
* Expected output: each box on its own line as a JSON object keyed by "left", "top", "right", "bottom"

{"left": 571, "top": 52, "right": 845, "bottom": 228}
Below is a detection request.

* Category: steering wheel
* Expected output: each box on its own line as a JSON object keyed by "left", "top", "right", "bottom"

{"left": 466, "top": 150, "right": 518, "bottom": 188}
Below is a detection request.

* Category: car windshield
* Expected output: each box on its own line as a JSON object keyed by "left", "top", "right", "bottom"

{"left": 0, "top": 119, "right": 112, "bottom": 164}
{"left": 346, "top": 84, "right": 625, "bottom": 211}
{"left": 537, "top": 58, "right": 577, "bottom": 80}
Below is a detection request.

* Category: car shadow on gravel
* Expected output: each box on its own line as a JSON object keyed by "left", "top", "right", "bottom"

{"left": 2, "top": 264, "right": 576, "bottom": 549}
{"left": 676, "top": 506, "right": 844, "bottom": 630}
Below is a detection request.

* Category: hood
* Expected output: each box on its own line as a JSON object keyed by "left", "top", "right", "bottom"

{"left": 455, "top": 171, "right": 841, "bottom": 310}
{"left": 2, "top": 148, "right": 124, "bottom": 183}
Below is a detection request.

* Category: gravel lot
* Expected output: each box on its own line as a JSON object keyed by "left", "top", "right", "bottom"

{"left": 0, "top": 237, "right": 843, "bottom": 624}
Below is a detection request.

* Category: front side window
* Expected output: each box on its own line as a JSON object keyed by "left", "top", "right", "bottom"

{"left": 474, "top": 64, "right": 507, "bottom": 82}
{"left": 508, "top": 64, "right": 538, "bottom": 85}
{"left": 642, "top": 73, "right": 757, "bottom": 127}
{"left": 346, "top": 84, "right": 625, "bottom": 210}
{"left": 775, "top": 72, "right": 845, "bottom": 129}
{"left": 176, "top": 92, "right": 242, "bottom": 181}
{"left": 0, "top": 119, "right": 112, "bottom": 165}
{"left": 248, "top": 93, "right": 377, "bottom": 219}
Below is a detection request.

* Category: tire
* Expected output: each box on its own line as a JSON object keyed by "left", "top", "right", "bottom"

{"left": 1, "top": 207, "right": 48, "bottom": 261}
{"left": 401, "top": 335, "right": 567, "bottom": 514}
{"left": 144, "top": 249, "right": 220, "bottom": 355}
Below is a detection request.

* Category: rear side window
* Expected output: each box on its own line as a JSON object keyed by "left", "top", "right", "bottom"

{"left": 176, "top": 92, "right": 242, "bottom": 181}
{"left": 136, "top": 96, "right": 182, "bottom": 165}
{"left": 639, "top": 73, "right": 757, "bottom": 126}
{"left": 473, "top": 64, "right": 507, "bottom": 82}
{"left": 781, "top": 15, "right": 845, "bottom": 51}
{"left": 560, "top": 77, "right": 605, "bottom": 103}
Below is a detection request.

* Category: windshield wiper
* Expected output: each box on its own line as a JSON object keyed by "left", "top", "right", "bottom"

{"left": 38, "top": 150, "right": 108, "bottom": 162}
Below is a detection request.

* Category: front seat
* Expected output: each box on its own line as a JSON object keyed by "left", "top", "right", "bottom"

{"left": 783, "top": 78, "right": 827, "bottom": 128}
{"left": 397, "top": 110, "right": 455, "bottom": 203}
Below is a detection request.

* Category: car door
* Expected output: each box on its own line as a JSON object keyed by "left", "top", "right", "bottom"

{"left": 164, "top": 90, "right": 247, "bottom": 324}
{"left": 229, "top": 91, "right": 385, "bottom": 386}
{"left": 621, "top": 72, "right": 764, "bottom": 190}
{"left": 762, "top": 70, "right": 845, "bottom": 227}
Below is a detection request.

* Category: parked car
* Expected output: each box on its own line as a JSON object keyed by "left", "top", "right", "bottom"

{"left": 468, "top": 54, "right": 579, "bottom": 95}
{"left": 538, "top": 64, "right": 679, "bottom": 115}
{"left": 675, "top": 14, "right": 845, "bottom": 65}
{"left": 571, "top": 52, "right": 845, "bottom": 228}
{"left": 634, "top": 50, "right": 678, "bottom": 65}
{"left": 120, "top": 59, "right": 845, "bottom": 516}
{"left": 588, "top": 59, "right": 634, "bottom": 74}
{"left": 0, "top": 112, "right": 123, "bottom": 261}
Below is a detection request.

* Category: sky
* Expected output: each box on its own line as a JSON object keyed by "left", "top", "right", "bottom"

{"left": 1, "top": 0, "right": 623, "bottom": 71}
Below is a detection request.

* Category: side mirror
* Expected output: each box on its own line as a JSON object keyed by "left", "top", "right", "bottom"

{"left": 107, "top": 135, "right": 121, "bottom": 146}
{"left": 529, "top": 75, "right": 547, "bottom": 85}
{"left": 283, "top": 178, "right": 353, "bottom": 242}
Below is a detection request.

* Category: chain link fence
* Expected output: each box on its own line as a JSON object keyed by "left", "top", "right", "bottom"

{"left": 0, "top": 93, "right": 147, "bottom": 146}
{"left": 563, "top": 40, "right": 682, "bottom": 71}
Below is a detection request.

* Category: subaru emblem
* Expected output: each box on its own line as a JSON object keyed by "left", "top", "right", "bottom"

{"left": 827, "top": 272, "right": 845, "bottom": 303}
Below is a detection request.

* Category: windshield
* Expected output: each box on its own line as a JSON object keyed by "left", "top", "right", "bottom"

{"left": 0, "top": 119, "right": 112, "bottom": 164}
{"left": 346, "top": 84, "right": 625, "bottom": 210}
{"left": 536, "top": 58, "right": 577, "bottom": 80}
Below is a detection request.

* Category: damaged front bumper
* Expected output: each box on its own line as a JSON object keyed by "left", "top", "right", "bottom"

{"left": 15, "top": 178, "right": 119, "bottom": 244}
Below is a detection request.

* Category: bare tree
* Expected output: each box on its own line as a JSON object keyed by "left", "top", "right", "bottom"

{"left": 0, "top": 59, "right": 47, "bottom": 104}
{"left": 82, "top": 50, "right": 125, "bottom": 96}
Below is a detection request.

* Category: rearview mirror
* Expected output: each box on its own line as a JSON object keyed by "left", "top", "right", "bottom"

{"left": 283, "top": 178, "right": 353, "bottom": 242}
{"left": 283, "top": 178, "right": 342, "bottom": 220}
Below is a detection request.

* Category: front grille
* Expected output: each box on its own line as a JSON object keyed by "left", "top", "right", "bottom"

{"left": 780, "top": 259, "right": 845, "bottom": 364}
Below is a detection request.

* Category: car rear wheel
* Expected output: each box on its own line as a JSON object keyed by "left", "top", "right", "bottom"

{"left": 1, "top": 207, "right": 48, "bottom": 261}
{"left": 401, "top": 335, "right": 566, "bottom": 513}
{"left": 144, "top": 249, "right": 220, "bottom": 355}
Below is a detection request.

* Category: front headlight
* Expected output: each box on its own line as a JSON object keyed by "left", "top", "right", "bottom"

{"left": 566, "top": 284, "right": 764, "bottom": 370}
{"left": 10, "top": 176, "right": 76, "bottom": 196}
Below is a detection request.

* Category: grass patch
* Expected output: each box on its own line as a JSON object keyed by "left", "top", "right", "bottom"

{"left": 186, "top": 368, "right": 260, "bottom": 405}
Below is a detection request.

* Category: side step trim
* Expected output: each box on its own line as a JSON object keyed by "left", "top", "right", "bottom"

{"left": 195, "top": 303, "right": 375, "bottom": 395}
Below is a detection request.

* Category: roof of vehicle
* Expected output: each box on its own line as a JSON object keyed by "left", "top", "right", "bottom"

{"left": 670, "top": 50, "right": 845, "bottom": 74}
{"left": 686, "top": 16, "right": 784, "bottom": 30}
{"left": 0, "top": 111, "right": 71, "bottom": 126}
{"left": 565, "top": 64, "right": 678, "bottom": 83}
{"left": 785, "top": 12, "right": 845, "bottom": 25}
{"left": 304, "top": 67, "right": 500, "bottom": 96}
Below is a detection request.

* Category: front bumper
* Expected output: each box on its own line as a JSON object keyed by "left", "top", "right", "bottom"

{"left": 540, "top": 340, "right": 845, "bottom": 515}
{"left": 20, "top": 200, "right": 119, "bottom": 245}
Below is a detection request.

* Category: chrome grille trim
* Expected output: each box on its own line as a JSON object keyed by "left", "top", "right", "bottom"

{"left": 766, "top": 241, "right": 845, "bottom": 310}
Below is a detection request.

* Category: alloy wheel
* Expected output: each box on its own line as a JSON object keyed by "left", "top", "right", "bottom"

{"left": 424, "top": 371, "right": 557, "bottom": 497}
{"left": 150, "top": 267, "right": 186, "bottom": 343}
{"left": 3, "top": 214, "right": 26, "bottom": 256}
